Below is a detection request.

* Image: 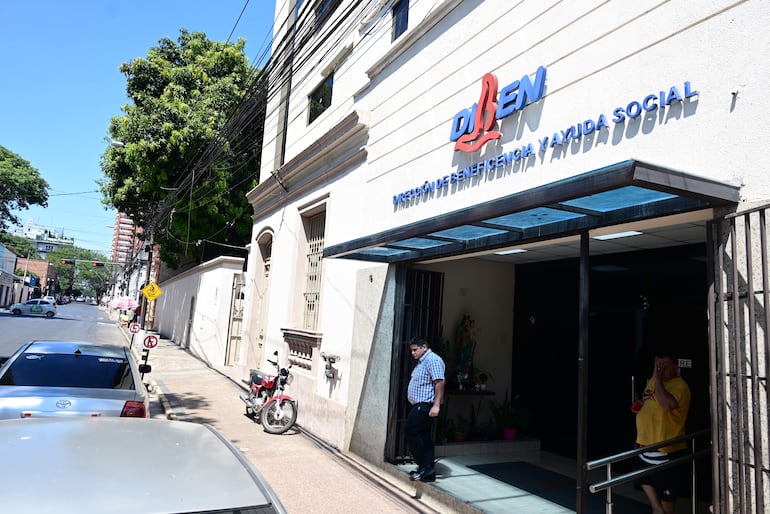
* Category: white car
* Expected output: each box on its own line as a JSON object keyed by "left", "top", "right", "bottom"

{"left": 8, "top": 299, "right": 57, "bottom": 317}
{"left": 0, "top": 417, "right": 288, "bottom": 513}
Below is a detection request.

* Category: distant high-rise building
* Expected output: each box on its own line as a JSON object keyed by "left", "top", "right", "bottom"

{"left": 111, "top": 213, "right": 141, "bottom": 264}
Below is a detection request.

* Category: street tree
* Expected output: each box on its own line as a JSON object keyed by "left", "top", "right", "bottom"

{"left": 100, "top": 30, "right": 265, "bottom": 268}
{"left": 49, "top": 247, "right": 112, "bottom": 300}
{"left": 0, "top": 232, "right": 41, "bottom": 259}
{"left": 0, "top": 145, "right": 49, "bottom": 231}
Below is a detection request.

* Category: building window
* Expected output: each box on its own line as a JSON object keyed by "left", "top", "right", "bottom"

{"left": 315, "top": 0, "right": 341, "bottom": 29}
{"left": 392, "top": 0, "right": 409, "bottom": 41}
{"left": 308, "top": 73, "right": 333, "bottom": 124}
{"left": 303, "top": 211, "right": 325, "bottom": 330}
{"left": 260, "top": 236, "right": 272, "bottom": 278}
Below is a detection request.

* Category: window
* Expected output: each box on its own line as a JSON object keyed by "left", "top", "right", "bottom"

{"left": 308, "top": 73, "right": 333, "bottom": 124}
{"left": 315, "top": 0, "right": 342, "bottom": 29}
{"left": 259, "top": 235, "right": 272, "bottom": 277}
{"left": 302, "top": 211, "right": 325, "bottom": 330}
{"left": 392, "top": 0, "right": 409, "bottom": 41}
{"left": 0, "top": 353, "right": 134, "bottom": 389}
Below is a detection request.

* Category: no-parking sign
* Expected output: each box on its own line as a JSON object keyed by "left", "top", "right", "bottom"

{"left": 143, "top": 334, "right": 159, "bottom": 349}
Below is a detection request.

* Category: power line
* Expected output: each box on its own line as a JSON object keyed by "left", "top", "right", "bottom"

{"left": 117, "top": 1, "right": 396, "bottom": 253}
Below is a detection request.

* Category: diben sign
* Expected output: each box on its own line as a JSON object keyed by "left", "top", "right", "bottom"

{"left": 392, "top": 65, "right": 699, "bottom": 206}
{"left": 451, "top": 66, "right": 547, "bottom": 152}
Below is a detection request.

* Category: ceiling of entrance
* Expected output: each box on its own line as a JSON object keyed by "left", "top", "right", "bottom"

{"left": 323, "top": 160, "right": 740, "bottom": 264}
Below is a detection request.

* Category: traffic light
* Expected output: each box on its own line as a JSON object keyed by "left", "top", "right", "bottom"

{"left": 92, "top": 262, "right": 105, "bottom": 267}
{"left": 60, "top": 259, "right": 75, "bottom": 265}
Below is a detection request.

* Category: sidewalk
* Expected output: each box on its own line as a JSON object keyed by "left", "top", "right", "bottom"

{"left": 119, "top": 325, "right": 468, "bottom": 514}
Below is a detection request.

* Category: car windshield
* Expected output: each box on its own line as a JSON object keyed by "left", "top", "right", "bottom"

{"left": 0, "top": 353, "right": 135, "bottom": 389}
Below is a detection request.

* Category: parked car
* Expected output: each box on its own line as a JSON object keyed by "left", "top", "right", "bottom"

{"left": 8, "top": 298, "right": 57, "bottom": 317}
{"left": 0, "top": 417, "right": 287, "bottom": 514}
{"left": 0, "top": 340, "right": 151, "bottom": 419}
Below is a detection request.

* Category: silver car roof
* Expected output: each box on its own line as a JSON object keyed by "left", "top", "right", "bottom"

{"left": 0, "top": 417, "right": 286, "bottom": 514}
{"left": 19, "top": 340, "right": 127, "bottom": 358}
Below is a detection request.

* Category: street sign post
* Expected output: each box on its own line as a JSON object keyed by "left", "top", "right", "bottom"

{"left": 141, "top": 282, "right": 163, "bottom": 301}
{"left": 143, "top": 334, "right": 159, "bottom": 350}
{"left": 128, "top": 322, "right": 141, "bottom": 349}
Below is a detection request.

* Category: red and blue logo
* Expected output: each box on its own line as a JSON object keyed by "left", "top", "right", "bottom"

{"left": 451, "top": 66, "right": 547, "bottom": 153}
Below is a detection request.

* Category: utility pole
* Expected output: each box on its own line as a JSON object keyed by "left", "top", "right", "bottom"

{"left": 17, "top": 251, "right": 31, "bottom": 302}
{"left": 140, "top": 235, "right": 154, "bottom": 331}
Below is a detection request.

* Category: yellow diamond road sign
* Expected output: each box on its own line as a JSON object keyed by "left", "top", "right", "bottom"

{"left": 141, "top": 282, "right": 163, "bottom": 301}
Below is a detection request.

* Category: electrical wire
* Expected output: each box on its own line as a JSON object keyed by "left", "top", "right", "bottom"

{"left": 133, "top": 0, "right": 404, "bottom": 249}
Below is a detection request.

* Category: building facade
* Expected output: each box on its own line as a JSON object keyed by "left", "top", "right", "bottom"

{"left": 239, "top": 1, "right": 769, "bottom": 511}
{"left": 14, "top": 257, "right": 56, "bottom": 299}
{"left": 0, "top": 243, "right": 18, "bottom": 307}
{"left": 111, "top": 212, "right": 141, "bottom": 265}
{"left": 13, "top": 218, "right": 74, "bottom": 258}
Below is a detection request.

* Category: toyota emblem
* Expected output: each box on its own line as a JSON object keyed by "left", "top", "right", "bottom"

{"left": 56, "top": 400, "right": 72, "bottom": 409}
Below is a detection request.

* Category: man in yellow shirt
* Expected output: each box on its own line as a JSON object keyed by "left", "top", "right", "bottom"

{"left": 634, "top": 350, "right": 691, "bottom": 514}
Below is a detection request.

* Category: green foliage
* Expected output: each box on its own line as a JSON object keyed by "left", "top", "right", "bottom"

{"left": 48, "top": 247, "right": 112, "bottom": 298}
{"left": 0, "top": 232, "right": 41, "bottom": 259}
{"left": 488, "top": 392, "right": 530, "bottom": 432}
{"left": 0, "top": 146, "right": 49, "bottom": 230}
{"left": 100, "top": 30, "right": 266, "bottom": 268}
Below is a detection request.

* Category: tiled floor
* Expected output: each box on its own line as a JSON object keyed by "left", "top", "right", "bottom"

{"left": 395, "top": 440, "right": 705, "bottom": 513}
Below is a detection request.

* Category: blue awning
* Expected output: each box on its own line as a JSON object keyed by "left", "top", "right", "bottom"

{"left": 323, "top": 160, "right": 740, "bottom": 263}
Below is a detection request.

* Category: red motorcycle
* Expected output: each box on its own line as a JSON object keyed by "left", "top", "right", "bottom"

{"left": 239, "top": 351, "right": 298, "bottom": 434}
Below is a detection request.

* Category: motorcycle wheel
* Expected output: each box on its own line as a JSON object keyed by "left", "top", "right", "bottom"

{"left": 261, "top": 399, "right": 297, "bottom": 434}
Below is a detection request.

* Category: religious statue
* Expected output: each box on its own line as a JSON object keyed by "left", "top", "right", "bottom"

{"left": 455, "top": 314, "right": 476, "bottom": 381}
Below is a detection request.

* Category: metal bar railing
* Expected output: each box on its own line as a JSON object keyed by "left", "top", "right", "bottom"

{"left": 586, "top": 429, "right": 710, "bottom": 514}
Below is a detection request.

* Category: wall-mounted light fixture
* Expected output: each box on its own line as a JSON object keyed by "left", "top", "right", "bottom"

{"left": 320, "top": 352, "right": 341, "bottom": 380}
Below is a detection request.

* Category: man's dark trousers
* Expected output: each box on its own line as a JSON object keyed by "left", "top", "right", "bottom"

{"left": 405, "top": 402, "right": 435, "bottom": 471}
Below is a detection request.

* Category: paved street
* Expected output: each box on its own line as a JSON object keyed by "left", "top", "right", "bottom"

{"left": 122, "top": 322, "right": 453, "bottom": 514}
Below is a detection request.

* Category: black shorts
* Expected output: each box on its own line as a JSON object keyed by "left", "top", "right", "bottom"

{"left": 634, "top": 449, "right": 687, "bottom": 502}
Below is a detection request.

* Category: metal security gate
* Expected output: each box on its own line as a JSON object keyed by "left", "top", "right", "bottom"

{"left": 225, "top": 273, "right": 246, "bottom": 366}
{"left": 708, "top": 204, "right": 770, "bottom": 514}
{"left": 385, "top": 267, "right": 444, "bottom": 463}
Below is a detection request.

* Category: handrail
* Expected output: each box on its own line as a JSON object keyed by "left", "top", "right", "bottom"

{"left": 585, "top": 429, "right": 710, "bottom": 514}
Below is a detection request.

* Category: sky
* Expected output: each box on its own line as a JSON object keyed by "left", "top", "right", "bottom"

{"left": 0, "top": 0, "right": 275, "bottom": 257}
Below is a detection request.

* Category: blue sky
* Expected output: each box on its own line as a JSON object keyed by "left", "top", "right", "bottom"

{"left": 0, "top": 1, "right": 274, "bottom": 256}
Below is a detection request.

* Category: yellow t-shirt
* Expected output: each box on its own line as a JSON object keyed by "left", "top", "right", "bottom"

{"left": 635, "top": 376, "right": 691, "bottom": 452}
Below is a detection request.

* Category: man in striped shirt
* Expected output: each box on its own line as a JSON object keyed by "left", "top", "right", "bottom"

{"left": 405, "top": 337, "right": 445, "bottom": 482}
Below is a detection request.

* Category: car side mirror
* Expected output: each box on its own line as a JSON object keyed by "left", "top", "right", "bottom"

{"left": 138, "top": 364, "right": 152, "bottom": 374}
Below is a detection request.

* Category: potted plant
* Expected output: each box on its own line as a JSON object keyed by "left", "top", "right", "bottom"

{"left": 454, "top": 415, "right": 471, "bottom": 442}
{"left": 489, "top": 392, "right": 529, "bottom": 441}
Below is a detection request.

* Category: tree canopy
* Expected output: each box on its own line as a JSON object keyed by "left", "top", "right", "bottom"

{"left": 0, "top": 232, "right": 41, "bottom": 259}
{"left": 100, "top": 30, "right": 265, "bottom": 268}
{"left": 0, "top": 145, "right": 49, "bottom": 231}
{"left": 48, "top": 246, "right": 112, "bottom": 300}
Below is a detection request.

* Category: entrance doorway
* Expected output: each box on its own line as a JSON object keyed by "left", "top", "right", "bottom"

{"left": 513, "top": 243, "right": 712, "bottom": 497}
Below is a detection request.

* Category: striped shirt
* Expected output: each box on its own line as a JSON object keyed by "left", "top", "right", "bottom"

{"left": 408, "top": 349, "right": 445, "bottom": 405}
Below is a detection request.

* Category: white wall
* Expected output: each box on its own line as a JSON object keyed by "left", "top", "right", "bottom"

{"left": 154, "top": 256, "right": 244, "bottom": 371}
{"left": 255, "top": 0, "right": 770, "bottom": 458}
{"left": 323, "top": 0, "right": 770, "bottom": 246}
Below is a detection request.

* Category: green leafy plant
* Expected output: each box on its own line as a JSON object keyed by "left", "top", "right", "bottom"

{"left": 488, "top": 392, "right": 529, "bottom": 432}
{"left": 455, "top": 415, "right": 470, "bottom": 433}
